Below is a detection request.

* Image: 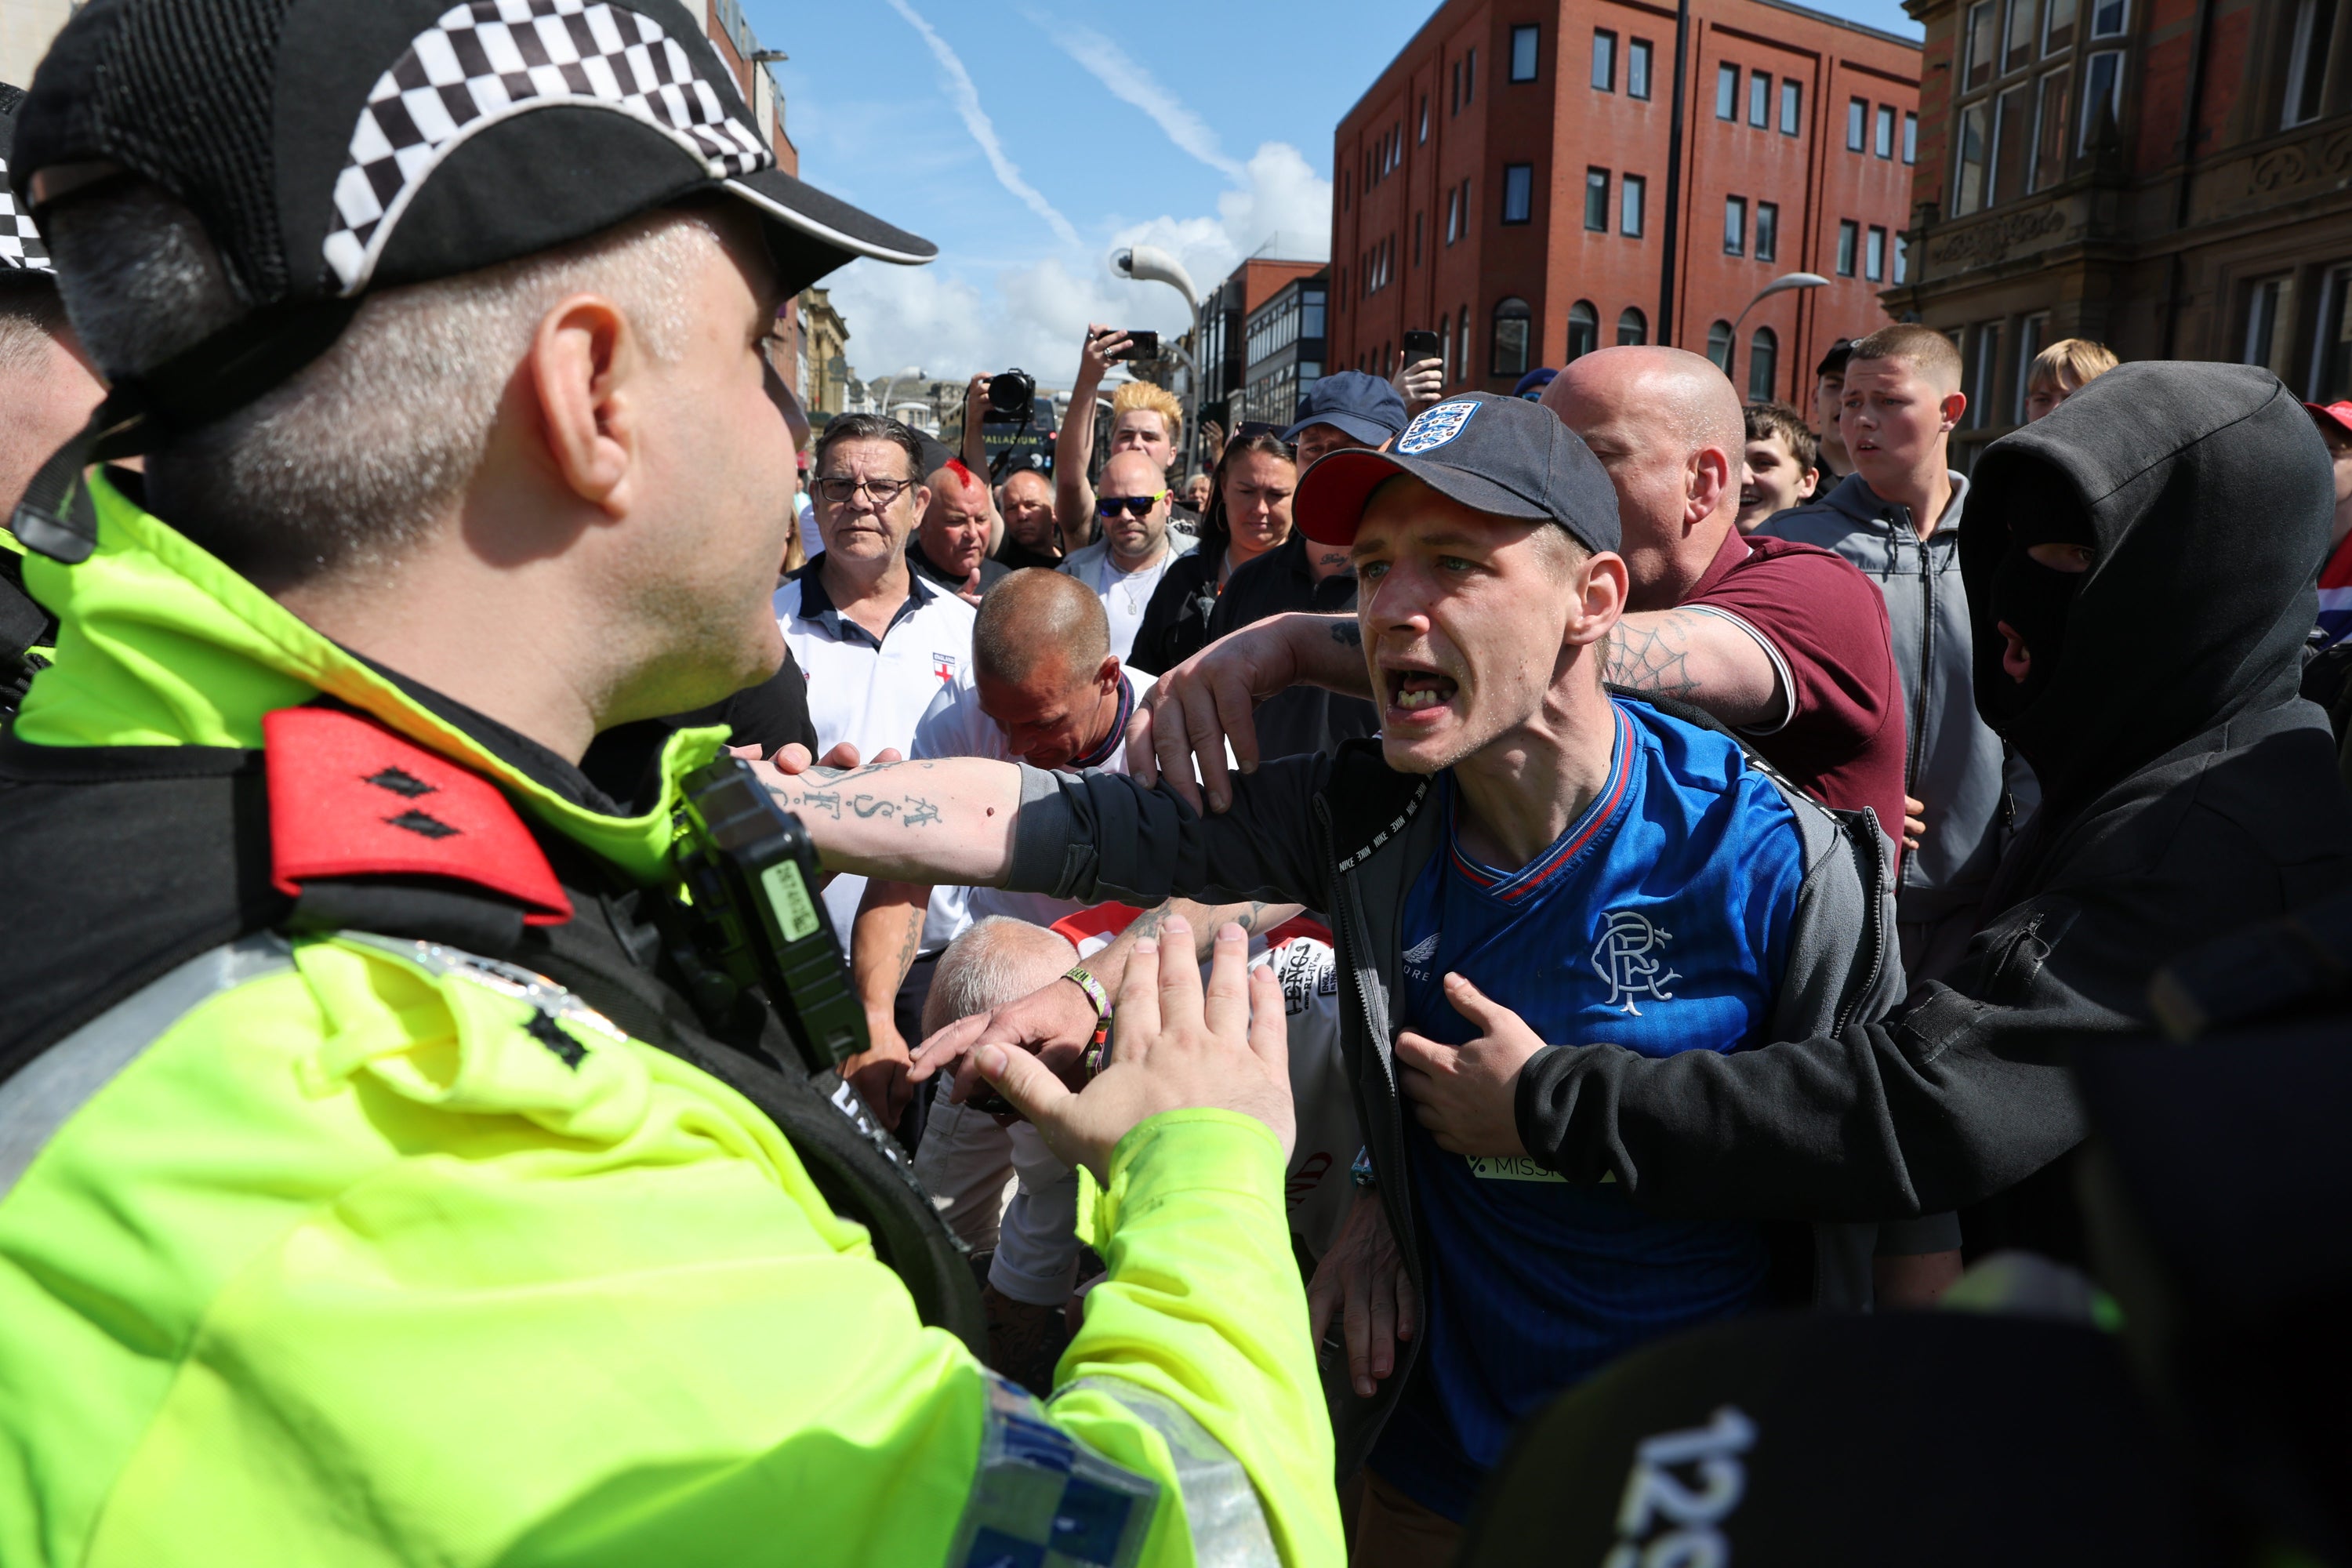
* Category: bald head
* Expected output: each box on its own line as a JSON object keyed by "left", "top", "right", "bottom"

{"left": 1102, "top": 449, "right": 1163, "bottom": 495}
{"left": 923, "top": 916, "right": 1079, "bottom": 1036}
{"left": 974, "top": 568, "right": 1111, "bottom": 684}
{"left": 1539, "top": 347, "right": 1743, "bottom": 612}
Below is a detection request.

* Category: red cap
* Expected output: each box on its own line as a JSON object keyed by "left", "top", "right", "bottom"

{"left": 2307, "top": 401, "right": 2352, "bottom": 439}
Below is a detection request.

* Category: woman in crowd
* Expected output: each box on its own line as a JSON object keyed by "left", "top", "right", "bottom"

{"left": 1127, "top": 427, "right": 1298, "bottom": 674}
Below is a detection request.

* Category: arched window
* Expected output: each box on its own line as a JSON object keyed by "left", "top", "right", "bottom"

{"left": 1492, "top": 296, "right": 1533, "bottom": 377}
{"left": 1617, "top": 307, "right": 1646, "bottom": 346}
{"left": 1747, "top": 326, "right": 1779, "bottom": 401}
{"left": 1706, "top": 319, "right": 1735, "bottom": 375}
{"left": 1565, "top": 299, "right": 1599, "bottom": 362}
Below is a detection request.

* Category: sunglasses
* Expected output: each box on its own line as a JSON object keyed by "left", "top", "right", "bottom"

{"left": 1096, "top": 490, "right": 1168, "bottom": 518}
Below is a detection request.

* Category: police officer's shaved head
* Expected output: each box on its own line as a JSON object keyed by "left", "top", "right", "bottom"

{"left": 973, "top": 568, "right": 1111, "bottom": 687}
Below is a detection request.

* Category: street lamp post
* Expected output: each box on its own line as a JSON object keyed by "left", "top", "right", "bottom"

{"left": 1730, "top": 273, "right": 1831, "bottom": 397}
{"left": 1112, "top": 245, "right": 1203, "bottom": 479}
{"left": 871, "top": 364, "right": 924, "bottom": 420}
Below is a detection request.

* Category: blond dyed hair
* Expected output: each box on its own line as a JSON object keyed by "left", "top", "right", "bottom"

{"left": 2026, "top": 337, "right": 2118, "bottom": 396}
{"left": 1110, "top": 379, "right": 1184, "bottom": 446}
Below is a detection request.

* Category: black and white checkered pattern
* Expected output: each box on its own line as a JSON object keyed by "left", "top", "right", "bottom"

{"left": 324, "top": 0, "right": 769, "bottom": 291}
{"left": 0, "top": 156, "right": 52, "bottom": 273}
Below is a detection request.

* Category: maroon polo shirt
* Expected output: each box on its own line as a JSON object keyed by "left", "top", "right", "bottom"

{"left": 1682, "top": 526, "right": 1908, "bottom": 859}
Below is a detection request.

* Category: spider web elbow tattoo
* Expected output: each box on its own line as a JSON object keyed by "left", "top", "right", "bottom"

{"left": 1603, "top": 620, "right": 1702, "bottom": 699}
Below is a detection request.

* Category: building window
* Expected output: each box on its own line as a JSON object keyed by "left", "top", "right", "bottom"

{"left": 1748, "top": 327, "right": 1780, "bottom": 400}
{"left": 1461, "top": 304, "right": 1472, "bottom": 373}
{"left": 1719, "top": 64, "right": 1740, "bottom": 119}
{"left": 1866, "top": 225, "right": 1887, "bottom": 281}
{"left": 1904, "top": 110, "right": 1918, "bottom": 162}
{"left": 1875, "top": 103, "right": 1895, "bottom": 158}
{"left": 1586, "top": 168, "right": 1610, "bottom": 230}
{"left": 2286, "top": 0, "right": 2337, "bottom": 128}
{"left": 1749, "top": 71, "right": 1770, "bottom": 126}
{"left": 1955, "top": 102, "right": 1990, "bottom": 213}
{"left": 1618, "top": 306, "right": 1648, "bottom": 345}
{"left": 1465, "top": 45, "right": 1477, "bottom": 102}
{"left": 1847, "top": 96, "right": 1867, "bottom": 149}
{"left": 2245, "top": 275, "right": 2292, "bottom": 376}
{"left": 1503, "top": 163, "right": 1535, "bottom": 224}
{"left": 2090, "top": 0, "right": 2126, "bottom": 35}
{"left": 1837, "top": 220, "right": 1860, "bottom": 275}
{"left": 2027, "top": 74, "right": 2068, "bottom": 194}
{"left": 1970, "top": 321, "right": 2005, "bottom": 425}
{"left": 2014, "top": 312, "right": 2049, "bottom": 416}
{"left": 2005, "top": 0, "right": 2038, "bottom": 71}
{"left": 1725, "top": 195, "right": 1748, "bottom": 255}
{"left": 2080, "top": 50, "right": 2124, "bottom": 150}
{"left": 1567, "top": 300, "right": 1599, "bottom": 362}
{"left": 1303, "top": 289, "right": 1326, "bottom": 338}
{"left": 1439, "top": 316, "right": 1454, "bottom": 383}
{"left": 2045, "top": 0, "right": 2077, "bottom": 52}
{"left": 1997, "top": 83, "right": 2039, "bottom": 204}
{"left": 1894, "top": 234, "right": 1909, "bottom": 283}
{"left": 1965, "top": 0, "right": 1996, "bottom": 88}
{"left": 1756, "top": 200, "right": 1779, "bottom": 261}
{"left": 1452, "top": 58, "right": 1461, "bottom": 114}
{"left": 1780, "top": 78, "right": 1802, "bottom": 134}
{"left": 1707, "top": 320, "right": 1736, "bottom": 374}
{"left": 1419, "top": 96, "right": 1429, "bottom": 141}
{"left": 1493, "top": 297, "right": 1533, "bottom": 376}
{"left": 1593, "top": 29, "right": 1617, "bottom": 90}
{"left": 1413, "top": 211, "right": 1424, "bottom": 268}
{"left": 1512, "top": 25, "right": 1541, "bottom": 82}
{"left": 1622, "top": 173, "right": 1646, "bottom": 236}
{"left": 2309, "top": 266, "right": 2352, "bottom": 400}
{"left": 1629, "top": 38, "right": 1653, "bottom": 98}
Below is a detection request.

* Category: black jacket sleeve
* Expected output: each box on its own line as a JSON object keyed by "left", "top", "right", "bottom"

{"left": 1001, "top": 755, "right": 1334, "bottom": 913}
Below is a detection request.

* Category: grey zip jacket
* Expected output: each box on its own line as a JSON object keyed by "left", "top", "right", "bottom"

{"left": 997, "top": 697, "right": 1901, "bottom": 1479}
{"left": 1761, "top": 472, "right": 2014, "bottom": 924}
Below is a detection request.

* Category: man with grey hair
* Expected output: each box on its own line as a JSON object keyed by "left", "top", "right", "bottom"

{"left": 0, "top": 5, "right": 1338, "bottom": 1562}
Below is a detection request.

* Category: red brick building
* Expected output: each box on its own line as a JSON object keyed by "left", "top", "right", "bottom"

{"left": 1331, "top": 0, "right": 1922, "bottom": 408}
{"left": 1889, "top": 0, "right": 2352, "bottom": 467}
{"left": 688, "top": 0, "right": 805, "bottom": 376}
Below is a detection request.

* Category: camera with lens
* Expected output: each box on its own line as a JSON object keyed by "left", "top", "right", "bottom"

{"left": 985, "top": 368, "right": 1035, "bottom": 424}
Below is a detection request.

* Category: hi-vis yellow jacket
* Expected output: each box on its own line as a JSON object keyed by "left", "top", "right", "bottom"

{"left": 0, "top": 474, "right": 1343, "bottom": 1566}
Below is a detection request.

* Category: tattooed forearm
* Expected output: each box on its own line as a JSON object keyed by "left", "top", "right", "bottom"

{"left": 771, "top": 784, "right": 941, "bottom": 826}
{"left": 1328, "top": 619, "right": 1363, "bottom": 647}
{"left": 1602, "top": 616, "right": 1701, "bottom": 699}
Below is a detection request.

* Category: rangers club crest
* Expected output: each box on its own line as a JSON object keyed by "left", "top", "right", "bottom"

{"left": 1591, "top": 909, "right": 1679, "bottom": 1015}
{"left": 1395, "top": 399, "right": 1479, "bottom": 455}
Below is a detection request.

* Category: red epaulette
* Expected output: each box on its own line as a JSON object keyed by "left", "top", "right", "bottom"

{"left": 262, "top": 706, "right": 573, "bottom": 926}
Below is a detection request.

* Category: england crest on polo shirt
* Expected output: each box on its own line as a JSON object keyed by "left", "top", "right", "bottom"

{"left": 1395, "top": 398, "right": 1480, "bottom": 456}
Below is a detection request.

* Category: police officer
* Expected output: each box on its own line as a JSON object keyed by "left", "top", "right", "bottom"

{"left": 0, "top": 5, "right": 1337, "bottom": 1565}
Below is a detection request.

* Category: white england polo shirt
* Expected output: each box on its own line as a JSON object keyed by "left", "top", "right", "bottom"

{"left": 907, "top": 664, "right": 1154, "bottom": 952}
{"left": 776, "top": 554, "right": 977, "bottom": 945}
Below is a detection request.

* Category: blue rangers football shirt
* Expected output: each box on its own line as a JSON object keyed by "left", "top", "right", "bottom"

{"left": 1370, "top": 698, "right": 1806, "bottom": 1521}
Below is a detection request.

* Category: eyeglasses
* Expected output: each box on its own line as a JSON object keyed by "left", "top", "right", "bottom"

{"left": 1096, "top": 490, "right": 1168, "bottom": 519}
{"left": 817, "top": 476, "right": 916, "bottom": 506}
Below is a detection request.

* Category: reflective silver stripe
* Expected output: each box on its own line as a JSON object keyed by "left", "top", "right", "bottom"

{"left": 0, "top": 935, "right": 295, "bottom": 1202}
{"left": 1059, "top": 1376, "right": 1280, "bottom": 1568}
{"left": 949, "top": 1372, "right": 1158, "bottom": 1568}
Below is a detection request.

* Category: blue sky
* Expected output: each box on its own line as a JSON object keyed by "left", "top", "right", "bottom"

{"left": 749, "top": 0, "right": 1922, "bottom": 387}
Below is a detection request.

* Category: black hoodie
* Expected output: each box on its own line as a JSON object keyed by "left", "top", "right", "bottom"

{"left": 1514, "top": 363, "right": 2352, "bottom": 1253}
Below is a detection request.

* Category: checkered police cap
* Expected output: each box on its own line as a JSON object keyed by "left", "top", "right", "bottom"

{"left": 9, "top": 0, "right": 934, "bottom": 564}
{"left": 0, "top": 84, "right": 53, "bottom": 273}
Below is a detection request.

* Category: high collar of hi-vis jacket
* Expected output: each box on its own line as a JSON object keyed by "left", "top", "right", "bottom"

{"left": 10, "top": 469, "right": 723, "bottom": 884}
{"left": 1961, "top": 362, "right": 2334, "bottom": 820}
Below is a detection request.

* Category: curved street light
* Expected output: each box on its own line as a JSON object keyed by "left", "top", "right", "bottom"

{"left": 1111, "top": 245, "right": 1203, "bottom": 477}
{"left": 1731, "top": 271, "right": 1831, "bottom": 336}
{"left": 871, "top": 363, "right": 924, "bottom": 419}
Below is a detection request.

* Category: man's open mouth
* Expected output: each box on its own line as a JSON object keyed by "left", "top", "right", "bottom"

{"left": 1384, "top": 662, "right": 1459, "bottom": 715}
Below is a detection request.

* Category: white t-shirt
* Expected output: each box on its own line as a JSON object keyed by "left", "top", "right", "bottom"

{"left": 795, "top": 493, "right": 821, "bottom": 565}
{"left": 775, "top": 561, "right": 978, "bottom": 946}
{"left": 907, "top": 666, "right": 1155, "bottom": 951}
{"left": 1094, "top": 550, "right": 1179, "bottom": 663}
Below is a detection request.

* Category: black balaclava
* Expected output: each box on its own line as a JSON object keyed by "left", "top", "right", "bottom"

{"left": 1962, "top": 362, "right": 2334, "bottom": 824}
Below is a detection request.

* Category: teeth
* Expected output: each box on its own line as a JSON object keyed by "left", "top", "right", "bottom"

{"left": 1395, "top": 687, "right": 1446, "bottom": 711}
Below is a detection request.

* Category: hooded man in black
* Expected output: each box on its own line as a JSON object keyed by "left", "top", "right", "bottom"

{"left": 1512, "top": 361, "right": 2352, "bottom": 1258}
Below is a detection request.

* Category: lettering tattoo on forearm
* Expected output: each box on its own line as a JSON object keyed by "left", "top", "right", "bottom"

{"left": 767, "top": 771, "right": 942, "bottom": 828}
{"left": 1602, "top": 616, "right": 1701, "bottom": 700}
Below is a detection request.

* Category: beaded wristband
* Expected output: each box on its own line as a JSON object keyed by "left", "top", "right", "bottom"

{"left": 1065, "top": 965, "right": 1115, "bottom": 1080}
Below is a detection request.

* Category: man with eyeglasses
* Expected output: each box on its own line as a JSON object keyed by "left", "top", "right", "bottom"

{"left": 1058, "top": 448, "right": 1196, "bottom": 663}
{"left": 776, "top": 413, "right": 978, "bottom": 982}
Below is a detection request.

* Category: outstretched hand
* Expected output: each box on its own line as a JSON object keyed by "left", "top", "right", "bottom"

{"left": 971, "top": 916, "right": 1296, "bottom": 1184}
{"left": 1308, "top": 1190, "right": 1417, "bottom": 1399}
{"left": 908, "top": 975, "right": 1099, "bottom": 1105}
{"left": 1394, "top": 972, "right": 1544, "bottom": 1156}
{"left": 1123, "top": 621, "right": 1298, "bottom": 812}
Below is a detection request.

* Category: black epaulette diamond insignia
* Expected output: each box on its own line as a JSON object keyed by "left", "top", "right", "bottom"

{"left": 385, "top": 809, "right": 461, "bottom": 840}
{"left": 524, "top": 1009, "right": 586, "bottom": 1069}
{"left": 364, "top": 766, "right": 437, "bottom": 798}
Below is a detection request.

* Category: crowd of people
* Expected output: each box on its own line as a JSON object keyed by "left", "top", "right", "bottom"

{"left": 2, "top": 8, "right": 2350, "bottom": 1565}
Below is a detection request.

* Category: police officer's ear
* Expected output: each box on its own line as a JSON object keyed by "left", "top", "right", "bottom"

{"left": 531, "top": 292, "right": 647, "bottom": 518}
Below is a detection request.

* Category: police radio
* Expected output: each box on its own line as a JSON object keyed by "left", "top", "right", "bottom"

{"left": 673, "top": 757, "right": 869, "bottom": 1074}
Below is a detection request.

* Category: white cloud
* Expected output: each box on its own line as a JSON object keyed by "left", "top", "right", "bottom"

{"left": 880, "top": 0, "right": 1080, "bottom": 249}
{"left": 827, "top": 140, "right": 1333, "bottom": 387}
{"left": 1040, "top": 18, "right": 1247, "bottom": 181}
